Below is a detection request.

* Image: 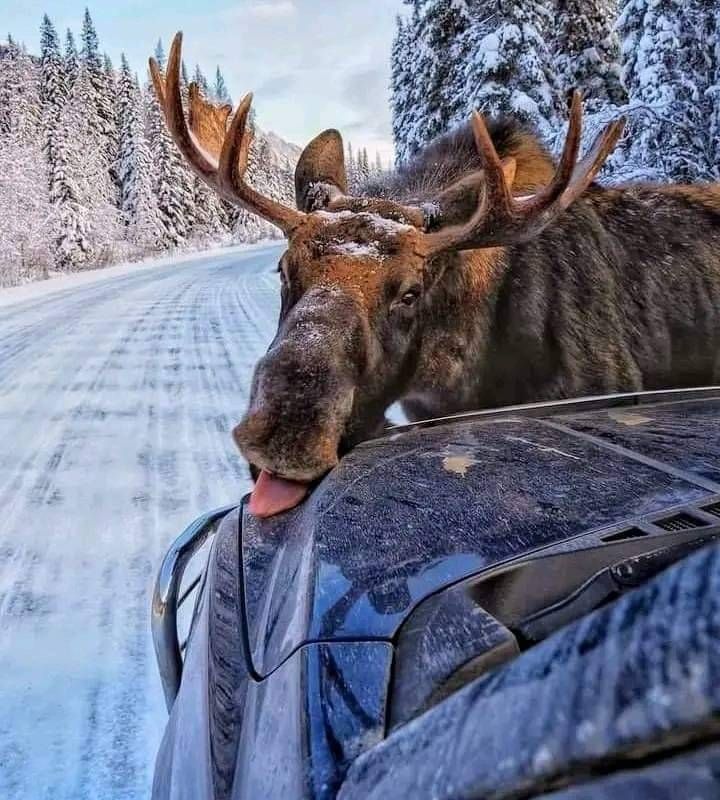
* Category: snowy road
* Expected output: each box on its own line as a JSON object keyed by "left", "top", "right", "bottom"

{"left": 0, "top": 243, "right": 284, "bottom": 799}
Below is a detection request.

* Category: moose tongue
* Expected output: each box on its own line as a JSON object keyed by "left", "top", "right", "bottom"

{"left": 249, "top": 469, "right": 309, "bottom": 518}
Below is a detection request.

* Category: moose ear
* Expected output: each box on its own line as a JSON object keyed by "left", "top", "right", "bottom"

{"left": 295, "top": 129, "right": 348, "bottom": 212}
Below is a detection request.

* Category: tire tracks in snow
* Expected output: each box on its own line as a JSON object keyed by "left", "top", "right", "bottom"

{"left": 0, "top": 244, "right": 283, "bottom": 799}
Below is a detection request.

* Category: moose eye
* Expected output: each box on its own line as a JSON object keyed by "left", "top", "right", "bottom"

{"left": 391, "top": 284, "right": 422, "bottom": 316}
{"left": 399, "top": 286, "right": 421, "bottom": 307}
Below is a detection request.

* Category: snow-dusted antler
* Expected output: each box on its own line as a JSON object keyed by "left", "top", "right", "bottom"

{"left": 149, "top": 32, "right": 306, "bottom": 235}
{"left": 422, "top": 92, "right": 626, "bottom": 254}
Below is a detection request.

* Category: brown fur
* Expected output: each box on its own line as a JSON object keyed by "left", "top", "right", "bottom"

{"left": 649, "top": 183, "right": 720, "bottom": 210}
{"left": 500, "top": 130, "right": 555, "bottom": 192}
{"left": 368, "top": 117, "right": 555, "bottom": 203}
{"left": 233, "top": 115, "right": 720, "bottom": 483}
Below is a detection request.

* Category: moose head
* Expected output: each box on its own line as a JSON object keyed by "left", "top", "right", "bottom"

{"left": 150, "top": 33, "right": 624, "bottom": 517}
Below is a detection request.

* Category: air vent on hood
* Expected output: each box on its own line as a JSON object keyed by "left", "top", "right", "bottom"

{"left": 654, "top": 513, "right": 708, "bottom": 532}
{"left": 601, "top": 526, "right": 648, "bottom": 543}
{"left": 702, "top": 501, "right": 720, "bottom": 518}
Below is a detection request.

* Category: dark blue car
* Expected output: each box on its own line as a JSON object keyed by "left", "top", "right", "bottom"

{"left": 151, "top": 388, "right": 720, "bottom": 799}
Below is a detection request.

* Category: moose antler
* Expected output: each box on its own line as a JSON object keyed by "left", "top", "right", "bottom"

{"left": 149, "top": 32, "right": 306, "bottom": 235}
{"left": 422, "top": 92, "right": 626, "bottom": 254}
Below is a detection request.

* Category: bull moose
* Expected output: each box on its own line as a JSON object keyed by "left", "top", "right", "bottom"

{"left": 150, "top": 33, "right": 720, "bottom": 518}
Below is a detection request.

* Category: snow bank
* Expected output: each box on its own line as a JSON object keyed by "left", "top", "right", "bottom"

{"left": 0, "top": 240, "right": 282, "bottom": 310}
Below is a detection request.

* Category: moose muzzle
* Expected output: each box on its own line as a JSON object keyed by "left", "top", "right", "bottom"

{"left": 233, "top": 287, "right": 367, "bottom": 517}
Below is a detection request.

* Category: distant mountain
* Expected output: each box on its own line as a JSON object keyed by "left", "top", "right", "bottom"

{"left": 262, "top": 129, "right": 302, "bottom": 168}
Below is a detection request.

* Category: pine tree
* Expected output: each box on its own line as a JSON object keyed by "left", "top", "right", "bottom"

{"left": 79, "top": 9, "right": 117, "bottom": 176}
{"left": 154, "top": 39, "right": 166, "bottom": 70}
{"left": 416, "top": 0, "right": 475, "bottom": 143}
{"left": 617, "top": 0, "right": 714, "bottom": 181}
{"left": 553, "top": 0, "right": 625, "bottom": 108}
{"left": 39, "top": 15, "right": 66, "bottom": 132}
{"left": 346, "top": 141, "right": 358, "bottom": 191}
{"left": 232, "top": 131, "right": 294, "bottom": 241}
{"left": 709, "top": 9, "right": 720, "bottom": 172}
{"left": 102, "top": 52, "right": 120, "bottom": 184}
{"left": 1, "top": 38, "right": 41, "bottom": 135}
{"left": 456, "top": 0, "right": 564, "bottom": 135}
{"left": 232, "top": 131, "right": 269, "bottom": 241}
{"left": 39, "top": 14, "right": 69, "bottom": 220}
{"left": 390, "top": 8, "right": 434, "bottom": 164}
{"left": 193, "top": 64, "right": 210, "bottom": 96}
{"left": 357, "top": 147, "right": 370, "bottom": 183}
{"left": 214, "top": 66, "right": 231, "bottom": 104}
{"left": 173, "top": 67, "right": 226, "bottom": 238}
{"left": 116, "top": 55, "right": 162, "bottom": 249}
{"left": 2, "top": 18, "right": 301, "bottom": 277}
{"left": 80, "top": 8, "right": 101, "bottom": 72}
{"left": 391, "top": 1, "right": 565, "bottom": 161}
{"left": 64, "top": 29, "right": 78, "bottom": 93}
{"left": 0, "top": 42, "right": 54, "bottom": 284}
{"left": 192, "top": 178, "right": 229, "bottom": 239}
{"left": 390, "top": 14, "right": 413, "bottom": 163}
{"left": 52, "top": 61, "right": 122, "bottom": 268}
{"left": 145, "top": 62, "right": 195, "bottom": 247}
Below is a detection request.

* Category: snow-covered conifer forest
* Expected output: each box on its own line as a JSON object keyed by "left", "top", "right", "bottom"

{"left": 3, "top": 3, "right": 719, "bottom": 288}
{"left": 391, "top": 0, "right": 720, "bottom": 184}
{"left": 0, "top": 10, "right": 309, "bottom": 287}
{"left": 0, "top": 14, "right": 380, "bottom": 290}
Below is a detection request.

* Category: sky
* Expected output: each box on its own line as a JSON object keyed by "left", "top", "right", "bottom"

{"left": 2, "top": 0, "right": 405, "bottom": 162}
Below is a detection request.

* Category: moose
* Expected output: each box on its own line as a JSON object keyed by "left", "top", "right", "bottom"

{"left": 151, "top": 33, "right": 720, "bottom": 518}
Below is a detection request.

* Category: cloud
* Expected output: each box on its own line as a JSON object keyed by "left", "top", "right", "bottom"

{"left": 341, "top": 66, "right": 393, "bottom": 139}
{"left": 255, "top": 74, "right": 296, "bottom": 99}
{"left": 177, "top": 0, "right": 401, "bottom": 160}
{"left": 247, "top": 1, "right": 297, "bottom": 18}
{"left": 344, "top": 67, "right": 387, "bottom": 107}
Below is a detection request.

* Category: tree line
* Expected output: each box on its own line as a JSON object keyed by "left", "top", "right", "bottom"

{"left": 0, "top": 10, "right": 297, "bottom": 287}
{"left": 391, "top": 0, "right": 720, "bottom": 184}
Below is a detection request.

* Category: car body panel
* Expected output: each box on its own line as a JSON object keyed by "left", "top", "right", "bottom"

{"left": 231, "top": 641, "right": 391, "bottom": 799}
{"left": 540, "top": 744, "right": 720, "bottom": 799}
{"left": 338, "top": 543, "right": 720, "bottom": 800}
{"left": 152, "top": 390, "right": 720, "bottom": 800}
{"left": 154, "top": 510, "right": 392, "bottom": 800}
{"left": 153, "top": 540, "right": 216, "bottom": 800}
{"left": 241, "top": 402, "right": 720, "bottom": 676}
{"left": 562, "top": 399, "right": 720, "bottom": 485}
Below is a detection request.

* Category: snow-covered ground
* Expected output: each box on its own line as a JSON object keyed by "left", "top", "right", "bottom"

{"left": 0, "top": 243, "right": 285, "bottom": 799}
{"left": 0, "top": 241, "right": 279, "bottom": 309}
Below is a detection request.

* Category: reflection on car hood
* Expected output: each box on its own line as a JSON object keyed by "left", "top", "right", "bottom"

{"left": 241, "top": 396, "right": 720, "bottom": 676}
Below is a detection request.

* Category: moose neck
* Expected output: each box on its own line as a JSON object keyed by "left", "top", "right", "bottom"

{"left": 402, "top": 247, "right": 509, "bottom": 420}
{"left": 396, "top": 125, "right": 559, "bottom": 421}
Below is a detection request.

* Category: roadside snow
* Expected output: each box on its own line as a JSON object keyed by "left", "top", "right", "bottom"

{"left": 0, "top": 240, "right": 283, "bottom": 310}
{"left": 0, "top": 244, "right": 285, "bottom": 800}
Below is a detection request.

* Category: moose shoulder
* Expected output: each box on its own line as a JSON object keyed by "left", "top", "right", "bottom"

{"left": 151, "top": 33, "right": 720, "bottom": 517}
{"left": 397, "top": 126, "right": 720, "bottom": 417}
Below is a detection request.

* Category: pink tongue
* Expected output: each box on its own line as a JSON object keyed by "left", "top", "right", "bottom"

{"left": 249, "top": 469, "right": 310, "bottom": 518}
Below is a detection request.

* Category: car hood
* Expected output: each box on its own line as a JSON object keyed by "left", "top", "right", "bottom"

{"left": 240, "top": 393, "right": 720, "bottom": 676}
